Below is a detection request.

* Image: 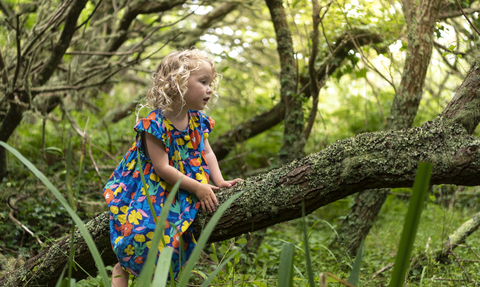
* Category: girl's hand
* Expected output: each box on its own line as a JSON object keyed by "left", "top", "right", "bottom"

{"left": 216, "top": 178, "right": 242, "bottom": 188}
{"left": 196, "top": 184, "right": 219, "bottom": 213}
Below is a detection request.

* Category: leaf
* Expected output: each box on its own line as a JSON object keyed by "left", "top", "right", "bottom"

{"left": 0, "top": 141, "right": 110, "bottom": 287}
{"left": 389, "top": 162, "right": 432, "bottom": 287}
{"left": 441, "top": 52, "right": 449, "bottom": 57}
{"left": 221, "top": 66, "right": 229, "bottom": 73}
{"left": 44, "top": 146, "right": 64, "bottom": 157}
{"left": 348, "top": 239, "right": 364, "bottom": 286}
{"left": 354, "top": 68, "right": 367, "bottom": 79}
{"left": 210, "top": 253, "right": 219, "bottom": 264}
{"left": 235, "top": 238, "right": 248, "bottom": 244}
{"left": 136, "top": 180, "right": 180, "bottom": 286}
{"left": 151, "top": 247, "right": 173, "bottom": 287}
{"left": 448, "top": 44, "right": 456, "bottom": 51}
{"left": 176, "top": 190, "right": 245, "bottom": 286}
{"left": 278, "top": 242, "right": 295, "bottom": 287}
{"left": 457, "top": 54, "right": 463, "bottom": 59}
{"left": 252, "top": 281, "right": 267, "bottom": 287}
{"left": 301, "top": 201, "right": 315, "bottom": 287}
{"left": 200, "top": 251, "right": 239, "bottom": 287}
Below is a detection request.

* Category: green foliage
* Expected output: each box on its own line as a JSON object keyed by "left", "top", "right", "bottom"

{"left": 390, "top": 162, "right": 432, "bottom": 287}
{"left": 1, "top": 0, "right": 478, "bottom": 285}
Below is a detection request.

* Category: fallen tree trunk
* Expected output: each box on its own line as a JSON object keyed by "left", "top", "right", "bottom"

{"left": 2, "top": 116, "right": 480, "bottom": 286}
{"left": 2, "top": 51, "right": 479, "bottom": 287}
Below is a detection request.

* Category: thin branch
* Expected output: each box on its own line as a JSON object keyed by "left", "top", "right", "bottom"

{"left": 64, "top": 49, "right": 142, "bottom": 56}
{"left": 454, "top": 0, "right": 480, "bottom": 36}
{"left": 88, "top": 137, "right": 103, "bottom": 182}
{"left": 12, "top": 14, "right": 22, "bottom": 91}
{"left": 434, "top": 41, "right": 467, "bottom": 56}
{"left": 75, "top": 0, "right": 103, "bottom": 31}
{"left": 21, "top": 1, "right": 72, "bottom": 58}
{"left": 334, "top": 0, "right": 397, "bottom": 93}
{"left": 0, "top": 50, "right": 8, "bottom": 85}
{"left": 438, "top": 7, "right": 480, "bottom": 20}
{"left": 319, "top": 2, "right": 333, "bottom": 53}
{"left": 449, "top": 251, "right": 473, "bottom": 283}
{"left": 366, "top": 77, "right": 386, "bottom": 127}
{"left": 303, "top": 0, "right": 321, "bottom": 140}
{"left": 0, "top": 1, "right": 14, "bottom": 19}
{"left": 8, "top": 194, "right": 43, "bottom": 245}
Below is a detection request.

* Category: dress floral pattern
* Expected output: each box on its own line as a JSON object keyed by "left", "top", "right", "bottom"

{"left": 103, "top": 109, "right": 215, "bottom": 278}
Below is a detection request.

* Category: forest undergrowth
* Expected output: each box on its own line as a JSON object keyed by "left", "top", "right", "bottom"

{"left": 1, "top": 148, "right": 480, "bottom": 286}
{"left": 1, "top": 101, "right": 480, "bottom": 286}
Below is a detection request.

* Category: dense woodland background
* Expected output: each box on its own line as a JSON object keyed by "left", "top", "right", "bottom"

{"left": 1, "top": 0, "right": 480, "bottom": 286}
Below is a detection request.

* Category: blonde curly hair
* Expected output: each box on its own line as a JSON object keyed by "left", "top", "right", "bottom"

{"left": 145, "top": 49, "right": 219, "bottom": 113}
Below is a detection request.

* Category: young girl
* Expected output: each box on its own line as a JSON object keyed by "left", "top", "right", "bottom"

{"left": 102, "top": 49, "right": 241, "bottom": 286}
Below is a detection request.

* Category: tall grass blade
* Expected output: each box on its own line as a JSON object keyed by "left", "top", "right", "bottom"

{"left": 389, "top": 162, "right": 432, "bottom": 287}
{"left": 151, "top": 247, "right": 174, "bottom": 286}
{"left": 278, "top": 242, "right": 295, "bottom": 287}
{"left": 137, "top": 179, "right": 181, "bottom": 286}
{"left": 176, "top": 190, "right": 245, "bottom": 286}
{"left": 0, "top": 141, "right": 111, "bottom": 287}
{"left": 301, "top": 201, "right": 315, "bottom": 287}
{"left": 200, "top": 251, "right": 239, "bottom": 287}
{"left": 137, "top": 151, "right": 158, "bottom": 222}
{"left": 348, "top": 239, "right": 364, "bottom": 286}
{"left": 66, "top": 141, "right": 76, "bottom": 280}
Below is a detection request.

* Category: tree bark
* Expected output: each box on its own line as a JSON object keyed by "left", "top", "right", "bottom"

{"left": 266, "top": 0, "right": 305, "bottom": 165}
{"left": 2, "top": 61, "right": 480, "bottom": 286}
{"left": 333, "top": 0, "right": 443, "bottom": 257}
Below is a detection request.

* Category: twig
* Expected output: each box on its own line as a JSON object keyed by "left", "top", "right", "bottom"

{"left": 334, "top": 0, "right": 396, "bottom": 94}
{"left": 450, "top": 250, "right": 472, "bottom": 283}
{"left": 434, "top": 41, "right": 467, "bottom": 56}
{"left": 326, "top": 272, "right": 356, "bottom": 287}
{"left": 65, "top": 49, "right": 142, "bottom": 56}
{"left": 8, "top": 194, "right": 43, "bottom": 245}
{"left": 12, "top": 14, "right": 22, "bottom": 91}
{"left": 454, "top": 0, "right": 480, "bottom": 37}
{"left": 75, "top": 0, "right": 103, "bottom": 31}
{"left": 463, "top": 242, "right": 480, "bottom": 261}
{"left": 432, "top": 278, "right": 469, "bottom": 281}
{"left": 371, "top": 262, "right": 394, "bottom": 279}
{"left": 303, "top": 0, "right": 321, "bottom": 140}
{"left": 22, "top": 1, "right": 71, "bottom": 58}
{"left": 319, "top": 2, "right": 333, "bottom": 53}
{"left": 0, "top": 50, "right": 8, "bottom": 85}
{"left": 90, "top": 142, "right": 116, "bottom": 161}
{"left": 88, "top": 137, "right": 103, "bottom": 182}
{"left": 366, "top": 77, "right": 386, "bottom": 127}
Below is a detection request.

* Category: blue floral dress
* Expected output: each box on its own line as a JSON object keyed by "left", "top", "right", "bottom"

{"left": 103, "top": 109, "right": 215, "bottom": 277}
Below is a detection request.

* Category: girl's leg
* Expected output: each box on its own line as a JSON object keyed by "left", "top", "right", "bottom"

{"left": 111, "top": 262, "right": 129, "bottom": 287}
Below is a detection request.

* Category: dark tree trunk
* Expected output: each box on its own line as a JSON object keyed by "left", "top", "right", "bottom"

{"left": 266, "top": 0, "right": 305, "bottom": 165}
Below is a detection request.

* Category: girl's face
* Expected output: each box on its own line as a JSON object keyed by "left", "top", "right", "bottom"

{"left": 183, "top": 61, "right": 214, "bottom": 111}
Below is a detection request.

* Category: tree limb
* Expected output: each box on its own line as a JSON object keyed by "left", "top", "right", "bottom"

{"left": 438, "top": 7, "right": 480, "bottom": 20}
{"left": 2, "top": 61, "right": 480, "bottom": 286}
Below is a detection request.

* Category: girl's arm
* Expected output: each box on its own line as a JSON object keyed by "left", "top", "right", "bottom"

{"left": 144, "top": 132, "right": 219, "bottom": 213}
{"left": 204, "top": 138, "right": 242, "bottom": 188}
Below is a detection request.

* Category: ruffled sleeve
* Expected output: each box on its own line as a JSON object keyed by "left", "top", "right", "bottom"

{"left": 133, "top": 110, "right": 168, "bottom": 146}
{"left": 200, "top": 112, "right": 215, "bottom": 139}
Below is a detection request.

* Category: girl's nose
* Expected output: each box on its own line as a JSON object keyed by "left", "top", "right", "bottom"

{"left": 206, "top": 86, "right": 212, "bottom": 94}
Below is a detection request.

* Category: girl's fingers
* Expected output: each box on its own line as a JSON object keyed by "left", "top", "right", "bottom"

{"left": 210, "top": 185, "right": 220, "bottom": 190}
